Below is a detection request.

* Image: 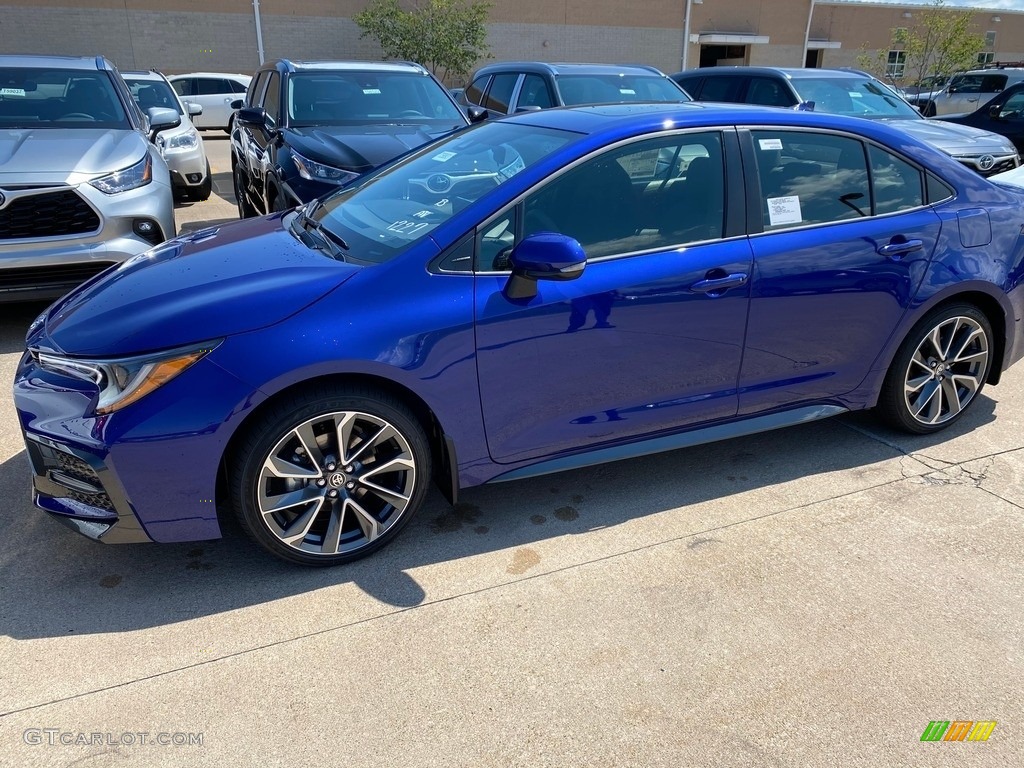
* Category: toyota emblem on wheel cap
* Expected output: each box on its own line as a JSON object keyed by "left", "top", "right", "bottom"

{"left": 979, "top": 155, "right": 996, "bottom": 171}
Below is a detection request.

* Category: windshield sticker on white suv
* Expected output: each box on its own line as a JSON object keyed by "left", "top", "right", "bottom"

{"left": 0, "top": 88, "right": 26, "bottom": 97}
{"left": 767, "top": 195, "right": 803, "bottom": 226}
{"left": 759, "top": 138, "right": 783, "bottom": 151}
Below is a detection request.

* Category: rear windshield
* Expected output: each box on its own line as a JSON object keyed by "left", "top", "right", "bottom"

{"left": 287, "top": 71, "right": 466, "bottom": 128}
{"left": 0, "top": 68, "right": 129, "bottom": 129}
{"left": 555, "top": 74, "right": 689, "bottom": 106}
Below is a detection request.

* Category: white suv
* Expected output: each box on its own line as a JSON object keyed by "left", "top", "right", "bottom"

{"left": 169, "top": 73, "right": 250, "bottom": 132}
{"left": 930, "top": 66, "right": 1024, "bottom": 116}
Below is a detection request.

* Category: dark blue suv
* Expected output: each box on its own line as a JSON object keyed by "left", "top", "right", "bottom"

{"left": 231, "top": 59, "right": 478, "bottom": 216}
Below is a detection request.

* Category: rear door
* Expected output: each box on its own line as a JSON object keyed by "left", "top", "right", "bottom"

{"left": 738, "top": 128, "right": 943, "bottom": 414}
{"left": 192, "top": 77, "right": 234, "bottom": 128}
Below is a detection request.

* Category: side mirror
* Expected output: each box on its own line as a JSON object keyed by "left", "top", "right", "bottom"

{"left": 230, "top": 99, "right": 243, "bottom": 110}
{"left": 237, "top": 106, "right": 270, "bottom": 131}
{"left": 146, "top": 106, "right": 180, "bottom": 142}
{"left": 947, "top": 86, "right": 958, "bottom": 94}
{"left": 990, "top": 104, "right": 1004, "bottom": 119}
{"left": 515, "top": 105, "right": 544, "bottom": 113}
{"left": 504, "top": 233, "right": 586, "bottom": 300}
{"left": 467, "top": 105, "right": 488, "bottom": 123}
{"left": 186, "top": 101, "right": 203, "bottom": 117}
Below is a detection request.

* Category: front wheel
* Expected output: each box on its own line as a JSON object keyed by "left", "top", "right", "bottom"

{"left": 233, "top": 159, "right": 257, "bottom": 218}
{"left": 876, "top": 304, "right": 992, "bottom": 434}
{"left": 230, "top": 388, "right": 432, "bottom": 566}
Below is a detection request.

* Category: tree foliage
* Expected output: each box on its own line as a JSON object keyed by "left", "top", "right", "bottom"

{"left": 857, "top": 0, "right": 985, "bottom": 84}
{"left": 354, "top": 0, "right": 492, "bottom": 82}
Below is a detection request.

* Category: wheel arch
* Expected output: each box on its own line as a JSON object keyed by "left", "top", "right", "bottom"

{"left": 216, "top": 372, "right": 459, "bottom": 519}
{"left": 919, "top": 290, "right": 1008, "bottom": 386}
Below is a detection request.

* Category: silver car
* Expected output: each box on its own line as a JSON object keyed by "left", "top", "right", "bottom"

{"left": 0, "top": 55, "right": 178, "bottom": 301}
{"left": 123, "top": 70, "right": 211, "bottom": 202}
{"left": 931, "top": 68, "right": 1024, "bottom": 117}
{"left": 168, "top": 72, "right": 250, "bottom": 132}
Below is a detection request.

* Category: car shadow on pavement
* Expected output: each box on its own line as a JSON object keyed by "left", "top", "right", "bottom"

{"left": 0, "top": 394, "right": 996, "bottom": 639}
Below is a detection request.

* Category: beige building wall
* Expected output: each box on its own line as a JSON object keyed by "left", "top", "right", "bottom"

{"left": 0, "top": 0, "right": 1022, "bottom": 82}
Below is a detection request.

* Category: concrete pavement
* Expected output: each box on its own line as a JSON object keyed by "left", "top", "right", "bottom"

{"left": 0, "top": 139, "right": 1021, "bottom": 765}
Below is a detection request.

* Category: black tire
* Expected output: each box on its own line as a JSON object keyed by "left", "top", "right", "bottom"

{"left": 269, "top": 185, "right": 291, "bottom": 213}
{"left": 196, "top": 160, "right": 213, "bottom": 202}
{"left": 224, "top": 116, "right": 234, "bottom": 136}
{"left": 876, "top": 303, "right": 993, "bottom": 434}
{"left": 233, "top": 159, "right": 257, "bottom": 219}
{"left": 230, "top": 386, "right": 432, "bottom": 566}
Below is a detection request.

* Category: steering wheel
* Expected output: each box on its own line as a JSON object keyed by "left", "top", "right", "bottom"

{"left": 399, "top": 110, "right": 426, "bottom": 118}
{"left": 58, "top": 113, "right": 95, "bottom": 120}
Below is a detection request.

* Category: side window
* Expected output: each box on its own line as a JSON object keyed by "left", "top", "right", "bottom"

{"left": 477, "top": 208, "right": 518, "bottom": 271}
{"left": 981, "top": 74, "right": 1008, "bottom": 94}
{"left": 953, "top": 75, "right": 983, "bottom": 94}
{"left": 246, "top": 72, "right": 266, "bottom": 106}
{"left": 752, "top": 131, "right": 870, "bottom": 230}
{"left": 519, "top": 132, "right": 725, "bottom": 260}
{"left": 484, "top": 73, "right": 518, "bottom": 114}
{"left": 674, "top": 77, "right": 701, "bottom": 99}
{"left": 195, "top": 78, "right": 222, "bottom": 96}
{"left": 171, "top": 79, "right": 191, "bottom": 97}
{"left": 869, "top": 145, "right": 923, "bottom": 214}
{"left": 230, "top": 79, "right": 248, "bottom": 94}
{"left": 747, "top": 77, "right": 794, "bottom": 107}
{"left": 998, "top": 91, "right": 1024, "bottom": 118}
{"left": 926, "top": 172, "right": 954, "bottom": 204}
{"left": 262, "top": 73, "right": 281, "bottom": 125}
{"left": 465, "top": 75, "right": 490, "bottom": 106}
{"left": 518, "top": 74, "right": 554, "bottom": 109}
{"left": 697, "top": 76, "right": 744, "bottom": 103}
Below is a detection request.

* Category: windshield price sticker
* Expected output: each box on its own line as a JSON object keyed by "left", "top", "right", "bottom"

{"left": 362, "top": 88, "right": 382, "bottom": 95}
{"left": 0, "top": 88, "right": 25, "bottom": 97}
{"left": 758, "top": 138, "right": 784, "bottom": 151}
{"left": 767, "top": 195, "right": 803, "bottom": 226}
{"left": 431, "top": 151, "right": 457, "bottom": 163}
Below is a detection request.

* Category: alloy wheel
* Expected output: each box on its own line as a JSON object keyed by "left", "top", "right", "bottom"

{"left": 903, "top": 315, "right": 989, "bottom": 426}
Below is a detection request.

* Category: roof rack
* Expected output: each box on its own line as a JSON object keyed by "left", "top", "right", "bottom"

{"left": 981, "top": 61, "right": 1024, "bottom": 70}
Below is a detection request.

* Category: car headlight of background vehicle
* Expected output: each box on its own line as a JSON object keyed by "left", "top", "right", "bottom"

{"left": 36, "top": 340, "right": 221, "bottom": 414}
{"left": 89, "top": 154, "right": 153, "bottom": 195}
{"left": 292, "top": 151, "right": 359, "bottom": 185}
{"left": 162, "top": 128, "right": 199, "bottom": 154}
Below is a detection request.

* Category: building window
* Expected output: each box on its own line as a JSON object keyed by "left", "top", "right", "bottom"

{"left": 886, "top": 51, "right": 907, "bottom": 79}
{"left": 978, "top": 52, "right": 995, "bottom": 66}
{"left": 985, "top": 31, "right": 997, "bottom": 48}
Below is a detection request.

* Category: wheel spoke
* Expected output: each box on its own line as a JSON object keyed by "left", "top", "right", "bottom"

{"left": 951, "top": 327, "right": 984, "bottom": 363}
{"left": 951, "top": 373, "right": 980, "bottom": 399}
{"left": 940, "top": 377, "right": 962, "bottom": 416}
{"left": 260, "top": 486, "right": 321, "bottom": 516}
{"left": 321, "top": 501, "right": 345, "bottom": 554}
{"left": 279, "top": 499, "right": 326, "bottom": 546}
{"left": 348, "top": 424, "right": 397, "bottom": 466}
{"left": 334, "top": 412, "right": 359, "bottom": 465}
{"left": 345, "top": 497, "right": 382, "bottom": 542}
{"left": 265, "top": 454, "right": 320, "bottom": 479}
{"left": 912, "top": 380, "right": 941, "bottom": 422}
{"left": 361, "top": 479, "right": 411, "bottom": 508}
{"left": 360, "top": 454, "right": 415, "bottom": 480}
{"left": 905, "top": 373, "right": 931, "bottom": 395}
{"left": 295, "top": 422, "right": 326, "bottom": 467}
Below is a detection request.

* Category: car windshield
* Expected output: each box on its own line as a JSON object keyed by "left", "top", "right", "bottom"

{"left": 0, "top": 67, "right": 129, "bottom": 129}
{"left": 306, "top": 122, "right": 579, "bottom": 263}
{"left": 794, "top": 76, "right": 921, "bottom": 120}
{"left": 555, "top": 74, "right": 689, "bottom": 106}
{"left": 287, "top": 72, "right": 466, "bottom": 127}
{"left": 124, "top": 78, "right": 183, "bottom": 116}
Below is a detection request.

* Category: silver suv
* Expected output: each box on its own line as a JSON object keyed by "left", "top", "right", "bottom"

{"left": 0, "top": 55, "right": 178, "bottom": 301}
{"left": 930, "top": 67, "right": 1024, "bottom": 117}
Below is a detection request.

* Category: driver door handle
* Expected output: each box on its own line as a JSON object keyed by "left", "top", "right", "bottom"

{"left": 877, "top": 238, "right": 924, "bottom": 259}
{"left": 690, "top": 272, "right": 748, "bottom": 294}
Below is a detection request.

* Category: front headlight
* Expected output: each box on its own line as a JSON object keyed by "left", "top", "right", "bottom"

{"left": 164, "top": 129, "right": 199, "bottom": 153}
{"left": 292, "top": 151, "right": 359, "bottom": 185}
{"left": 36, "top": 340, "right": 221, "bottom": 414}
{"left": 89, "top": 154, "right": 152, "bottom": 195}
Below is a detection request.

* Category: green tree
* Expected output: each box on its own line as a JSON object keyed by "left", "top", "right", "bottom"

{"left": 857, "top": 0, "right": 985, "bottom": 85}
{"left": 355, "top": 0, "right": 492, "bottom": 83}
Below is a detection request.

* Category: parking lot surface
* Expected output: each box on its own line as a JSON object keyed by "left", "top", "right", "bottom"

{"left": 0, "top": 132, "right": 1021, "bottom": 766}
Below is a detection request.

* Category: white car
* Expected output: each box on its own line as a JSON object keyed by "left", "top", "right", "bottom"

{"left": 169, "top": 72, "right": 250, "bottom": 132}
{"left": 123, "top": 70, "right": 211, "bottom": 201}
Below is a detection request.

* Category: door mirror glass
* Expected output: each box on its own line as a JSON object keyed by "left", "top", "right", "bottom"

{"left": 467, "top": 105, "right": 488, "bottom": 123}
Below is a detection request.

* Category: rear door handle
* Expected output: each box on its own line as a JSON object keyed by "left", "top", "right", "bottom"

{"left": 690, "top": 272, "right": 748, "bottom": 294}
{"left": 877, "top": 238, "right": 924, "bottom": 258}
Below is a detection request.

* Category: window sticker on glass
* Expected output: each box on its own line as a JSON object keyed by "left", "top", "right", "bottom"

{"left": 619, "top": 88, "right": 636, "bottom": 95}
{"left": 362, "top": 88, "right": 382, "bottom": 95}
{"left": 759, "top": 138, "right": 784, "bottom": 151}
{"left": 767, "top": 195, "right": 803, "bottom": 226}
{"left": 0, "top": 88, "right": 25, "bottom": 97}
{"left": 617, "top": 149, "right": 661, "bottom": 179}
{"left": 432, "top": 151, "right": 457, "bottom": 162}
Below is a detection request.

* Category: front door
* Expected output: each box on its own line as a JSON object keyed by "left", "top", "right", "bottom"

{"left": 474, "top": 131, "right": 753, "bottom": 464}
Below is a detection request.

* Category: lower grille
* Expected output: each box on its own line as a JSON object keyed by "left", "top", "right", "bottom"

{"left": 0, "top": 261, "right": 114, "bottom": 293}
{"left": 980, "top": 158, "right": 1018, "bottom": 177}
{"left": 0, "top": 189, "right": 100, "bottom": 240}
{"left": 28, "top": 440, "right": 116, "bottom": 516}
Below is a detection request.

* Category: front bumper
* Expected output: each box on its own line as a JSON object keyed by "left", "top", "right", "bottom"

{"left": 164, "top": 142, "right": 209, "bottom": 191}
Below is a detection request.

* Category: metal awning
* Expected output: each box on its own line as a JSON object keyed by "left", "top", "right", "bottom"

{"left": 691, "top": 33, "right": 771, "bottom": 45}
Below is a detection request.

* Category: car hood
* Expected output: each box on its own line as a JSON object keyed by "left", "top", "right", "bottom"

{"left": 0, "top": 128, "right": 147, "bottom": 178}
{"left": 883, "top": 118, "right": 1016, "bottom": 155}
{"left": 36, "top": 215, "right": 360, "bottom": 356}
{"left": 286, "top": 123, "right": 463, "bottom": 172}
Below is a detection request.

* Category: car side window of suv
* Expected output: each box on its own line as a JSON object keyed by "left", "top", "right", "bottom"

{"left": 465, "top": 75, "right": 490, "bottom": 107}
{"left": 171, "top": 78, "right": 193, "bottom": 98}
{"left": 697, "top": 76, "right": 745, "bottom": 103}
{"left": 262, "top": 73, "right": 281, "bottom": 126}
{"left": 247, "top": 71, "right": 269, "bottom": 107}
{"left": 752, "top": 130, "right": 871, "bottom": 230}
{"left": 484, "top": 73, "right": 518, "bottom": 114}
{"left": 518, "top": 74, "right": 554, "bottom": 109}
{"left": 982, "top": 74, "right": 1008, "bottom": 94}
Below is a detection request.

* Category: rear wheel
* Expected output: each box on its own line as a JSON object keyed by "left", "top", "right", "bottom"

{"left": 231, "top": 388, "right": 432, "bottom": 566}
{"left": 233, "top": 159, "right": 257, "bottom": 218}
{"left": 877, "top": 304, "right": 992, "bottom": 434}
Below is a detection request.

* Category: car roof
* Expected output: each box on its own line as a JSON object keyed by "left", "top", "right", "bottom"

{"left": 121, "top": 71, "right": 167, "bottom": 81}
{"left": 270, "top": 60, "right": 430, "bottom": 75}
{"left": 169, "top": 72, "right": 251, "bottom": 80}
{"left": 677, "top": 66, "right": 867, "bottom": 81}
{"left": 0, "top": 54, "right": 111, "bottom": 71}
{"left": 475, "top": 61, "right": 664, "bottom": 77}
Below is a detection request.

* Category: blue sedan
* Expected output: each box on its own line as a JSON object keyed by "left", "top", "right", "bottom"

{"left": 15, "top": 103, "right": 1024, "bottom": 565}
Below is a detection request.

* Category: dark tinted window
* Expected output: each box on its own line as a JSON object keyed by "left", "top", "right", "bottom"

{"left": 248, "top": 71, "right": 269, "bottom": 107}
{"left": 521, "top": 132, "right": 725, "bottom": 259}
{"left": 262, "top": 72, "right": 280, "bottom": 125}
{"left": 465, "top": 75, "right": 490, "bottom": 106}
{"left": 125, "top": 77, "right": 183, "bottom": 115}
{"left": 518, "top": 74, "right": 554, "bottom": 109}
{"left": 556, "top": 74, "right": 688, "bottom": 105}
{"left": 196, "top": 78, "right": 231, "bottom": 95}
{"left": 752, "top": 131, "right": 870, "bottom": 230}
{"left": 171, "top": 78, "right": 192, "bottom": 97}
{"left": 697, "top": 76, "right": 744, "bottom": 103}
{"left": 484, "top": 73, "right": 518, "bottom": 113}
{"left": 926, "top": 172, "right": 954, "bottom": 204}
{"left": 229, "top": 78, "right": 248, "bottom": 94}
{"left": 869, "top": 145, "right": 923, "bottom": 214}
{"left": 747, "top": 77, "right": 794, "bottom": 107}
{"left": 673, "top": 76, "right": 701, "bottom": 98}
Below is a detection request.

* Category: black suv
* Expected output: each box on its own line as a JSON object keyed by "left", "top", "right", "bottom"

{"left": 461, "top": 62, "right": 689, "bottom": 116}
{"left": 231, "top": 59, "right": 480, "bottom": 216}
